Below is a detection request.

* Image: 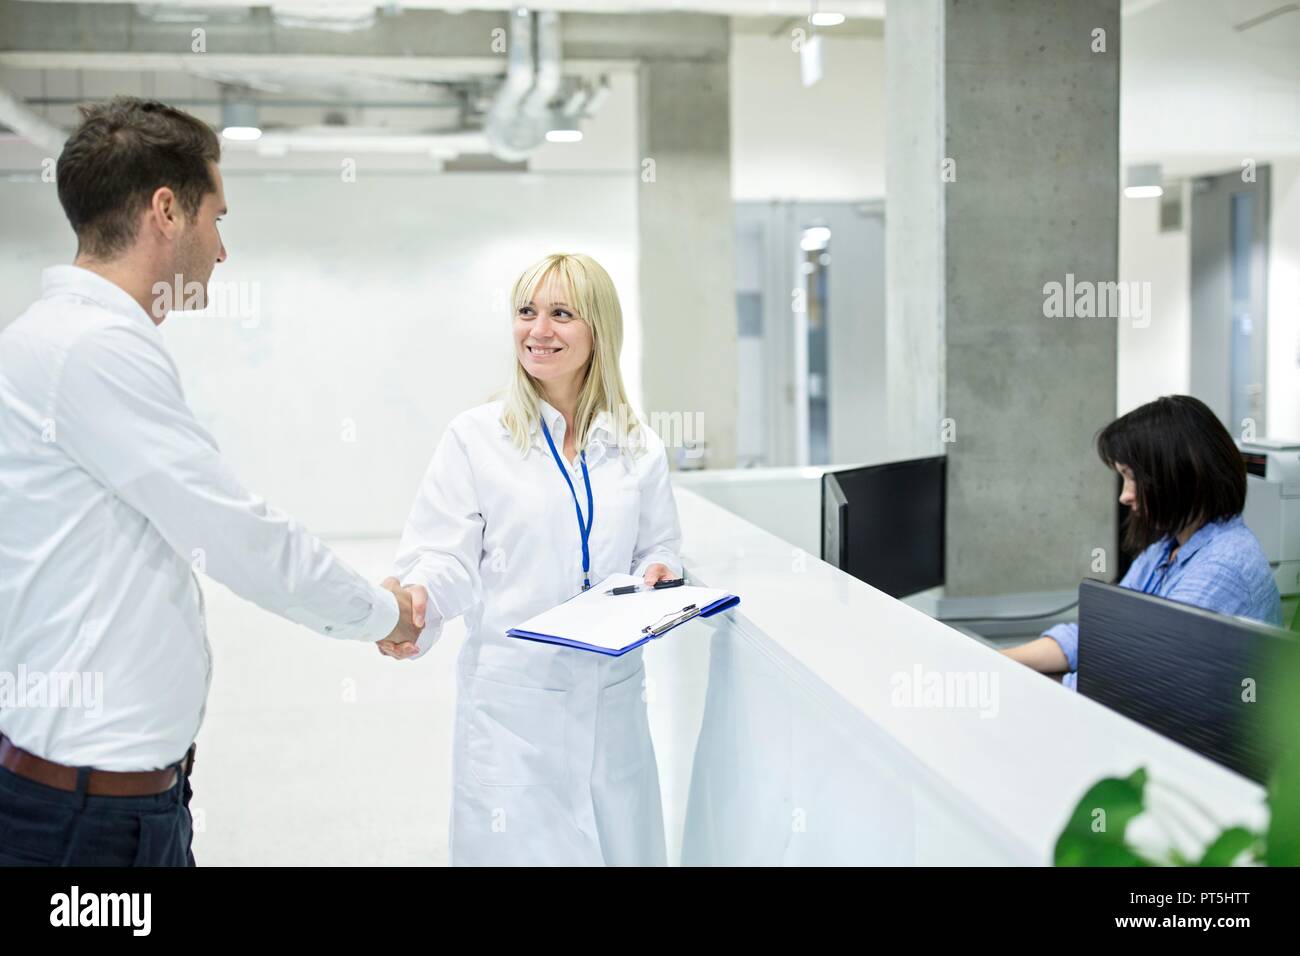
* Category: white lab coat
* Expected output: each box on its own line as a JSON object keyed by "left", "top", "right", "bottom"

{"left": 393, "top": 398, "right": 683, "bottom": 866}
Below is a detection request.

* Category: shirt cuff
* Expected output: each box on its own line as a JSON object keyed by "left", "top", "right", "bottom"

{"left": 346, "top": 584, "right": 399, "bottom": 642}
{"left": 1063, "top": 670, "right": 1078, "bottom": 692}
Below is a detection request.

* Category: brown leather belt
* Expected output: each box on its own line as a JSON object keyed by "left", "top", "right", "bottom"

{"left": 0, "top": 734, "right": 195, "bottom": 797}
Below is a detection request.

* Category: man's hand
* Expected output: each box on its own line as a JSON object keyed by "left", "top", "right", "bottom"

{"left": 377, "top": 576, "right": 427, "bottom": 660}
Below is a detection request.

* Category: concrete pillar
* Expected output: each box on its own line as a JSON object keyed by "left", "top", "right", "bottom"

{"left": 637, "top": 53, "right": 737, "bottom": 469}
{"left": 885, "top": 0, "right": 946, "bottom": 464}
{"left": 887, "top": 0, "right": 1120, "bottom": 595}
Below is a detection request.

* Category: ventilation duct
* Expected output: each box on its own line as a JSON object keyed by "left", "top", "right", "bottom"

{"left": 484, "top": 9, "right": 563, "bottom": 161}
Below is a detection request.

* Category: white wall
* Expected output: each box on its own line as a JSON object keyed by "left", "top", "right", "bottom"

{"left": 1120, "top": 0, "right": 1300, "bottom": 164}
{"left": 1117, "top": 0, "right": 1300, "bottom": 436}
{"left": 0, "top": 67, "right": 644, "bottom": 537}
{"left": 1117, "top": 185, "right": 1190, "bottom": 414}
{"left": 0, "top": 172, "right": 640, "bottom": 537}
{"left": 1117, "top": 165, "right": 1300, "bottom": 438}
{"left": 1268, "top": 159, "right": 1300, "bottom": 440}
{"left": 730, "top": 31, "right": 886, "bottom": 201}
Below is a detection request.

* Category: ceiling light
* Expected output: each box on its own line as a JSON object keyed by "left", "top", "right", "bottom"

{"left": 1124, "top": 163, "right": 1163, "bottom": 199}
{"left": 221, "top": 97, "right": 261, "bottom": 142}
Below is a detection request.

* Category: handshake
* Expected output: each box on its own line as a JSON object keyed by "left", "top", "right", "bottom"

{"left": 377, "top": 577, "right": 430, "bottom": 661}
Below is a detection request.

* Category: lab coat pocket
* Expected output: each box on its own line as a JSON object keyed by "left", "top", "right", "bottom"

{"left": 595, "top": 666, "right": 653, "bottom": 782}
{"left": 467, "top": 674, "right": 568, "bottom": 787}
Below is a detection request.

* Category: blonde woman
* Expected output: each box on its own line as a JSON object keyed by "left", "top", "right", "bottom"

{"left": 382, "top": 253, "right": 682, "bottom": 866}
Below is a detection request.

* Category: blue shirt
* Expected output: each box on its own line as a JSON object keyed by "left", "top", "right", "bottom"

{"left": 1047, "top": 515, "right": 1282, "bottom": 691}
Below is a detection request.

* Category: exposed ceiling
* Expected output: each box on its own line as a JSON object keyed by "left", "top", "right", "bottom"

{"left": 0, "top": 2, "right": 748, "bottom": 161}
{"left": 11, "top": 0, "right": 889, "bottom": 17}
{"left": 1, "top": 0, "right": 887, "bottom": 162}
{"left": 5, "top": 0, "right": 1298, "bottom": 166}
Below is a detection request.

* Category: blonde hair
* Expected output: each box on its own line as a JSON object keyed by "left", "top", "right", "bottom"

{"left": 501, "top": 253, "right": 645, "bottom": 458}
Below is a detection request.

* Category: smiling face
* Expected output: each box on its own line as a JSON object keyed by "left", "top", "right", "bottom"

{"left": 514, "top": 271, "right": 593, "bottom": 390}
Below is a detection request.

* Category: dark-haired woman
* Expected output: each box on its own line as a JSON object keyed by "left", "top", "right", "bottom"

{"left": 1004, "top": 395, "right": 1282, "bottom": 690}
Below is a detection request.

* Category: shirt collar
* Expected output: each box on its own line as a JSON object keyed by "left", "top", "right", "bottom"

{"left": 41, "top": 265, "right": 156, "bottom": 328}
{"left": 1170, "top": 515, "right": 1240, "bottom": 566}
{"left": 534, "top": 399, "right": 617, "bottom": 445}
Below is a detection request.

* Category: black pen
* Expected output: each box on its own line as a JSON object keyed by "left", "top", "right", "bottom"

{"left": 606, "top": 578, "right": 686, "bottom": 596}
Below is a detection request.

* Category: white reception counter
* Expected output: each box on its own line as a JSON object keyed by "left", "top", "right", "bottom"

{"left": 642, "top": 486, "right": 1266, "bottom": 865}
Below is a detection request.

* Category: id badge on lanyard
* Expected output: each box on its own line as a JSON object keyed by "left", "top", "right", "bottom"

{"left": 541, "top": 418, "right": 594, "bottom": 591}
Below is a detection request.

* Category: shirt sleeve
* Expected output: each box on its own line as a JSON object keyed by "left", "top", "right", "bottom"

{"left": 1043, "top": 622, "right": 1079, "bottom": 672}
{"left": 629, "top": 432, "right": 684, "bottom": 581}
{"left": 54, "top": 324, "right": 399, "bottom": 642}
{"left": 391, "top": 423, "right": 485, "bottom": 658}
{"left": 1047, "top": 546, "right": 1158, "bottom": 680}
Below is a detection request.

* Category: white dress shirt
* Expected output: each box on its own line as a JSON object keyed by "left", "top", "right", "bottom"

{"left": 0, "top": 266, "right": 398, "bottom": 771}
{"left": 392, "top": 398, "right": 684, "bottom": 663}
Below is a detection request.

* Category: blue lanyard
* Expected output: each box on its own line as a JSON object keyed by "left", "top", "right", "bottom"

{"left": 541, "top": 418, "right": 595, "bottom": 591}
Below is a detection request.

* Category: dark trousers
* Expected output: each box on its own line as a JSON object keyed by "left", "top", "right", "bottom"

{"left": 0, "top": 757, "right": 195, "bottom": 867}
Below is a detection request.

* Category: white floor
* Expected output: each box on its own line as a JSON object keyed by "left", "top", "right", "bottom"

{"left": 188, "top": 538, "right": 463, "bottom": 866}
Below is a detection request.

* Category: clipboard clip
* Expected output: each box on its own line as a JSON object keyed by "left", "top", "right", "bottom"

{"left": 642, "top": 603, "right": 700, "bottom": 637}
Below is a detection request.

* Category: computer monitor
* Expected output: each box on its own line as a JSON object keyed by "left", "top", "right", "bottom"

{"left": 1077, "top": 579, "right": 1298, "bottom": 783}
{"left": 821, "top": 457, "right": 945, "bottom": 599}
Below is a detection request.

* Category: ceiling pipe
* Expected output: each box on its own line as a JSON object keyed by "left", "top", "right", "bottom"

{"left": 519, "top": 10, "right": 562, "bottom": 128}
{"left": 483, "top": 7, "right": 537, "bottom": 161}
{"left": 484, "top": 8, "right": 565, "bottom": 161}
{"left": 0, "top": 87, "right": 66, "bottom": 152}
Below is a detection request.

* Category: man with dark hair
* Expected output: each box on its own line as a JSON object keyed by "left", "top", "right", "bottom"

{"left": 1002, "top": 394, "right": 1281, "bottom": 690}
{"left": 56, "top": 97, "right": 223, "bottom": 263}
{"left": 0, "top": 97, "right": 425, "bottom": 866}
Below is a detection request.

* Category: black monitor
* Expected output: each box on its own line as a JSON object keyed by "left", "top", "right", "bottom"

{"left": 1077, "top": 579, "right": 1299, "bottom": 784}
{"left": 821, "top": 457, "right": 945, "bottom": 599}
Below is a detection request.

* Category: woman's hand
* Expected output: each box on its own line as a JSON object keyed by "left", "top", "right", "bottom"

{"left": 376, "top": 576, "right": 428, "bottom": 660}
{"left": 1001, "top": 636, "right": 1069, "bottom": 674}
{"left": 642, "top": 563, "right": 677, "bottom": 587}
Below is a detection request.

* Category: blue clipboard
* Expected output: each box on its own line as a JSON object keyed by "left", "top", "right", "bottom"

{"left": 507, "top": 592, "right": 741, "bottom": 657}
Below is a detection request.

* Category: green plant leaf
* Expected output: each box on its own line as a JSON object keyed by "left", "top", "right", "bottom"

{"left": 1198, "top": 826, "right": 1256, "bottom": 867}
{"left": 1055, "top": 768, "right": 1150, "bottom": 867}
{"left": 1266, "top": 749, "right": 1300, "bottom": 867}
